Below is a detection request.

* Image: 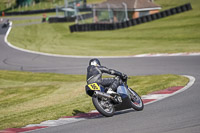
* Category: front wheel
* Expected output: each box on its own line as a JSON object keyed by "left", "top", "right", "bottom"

{"left": 128, "top": 88, "right": 144, "bottom": 111}
{"left": 92, "top": 96, "right": 115, "bottom": 117}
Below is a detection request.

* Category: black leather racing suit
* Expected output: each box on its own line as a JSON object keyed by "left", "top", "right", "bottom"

{"left": 87, "top": 65, "right": 123, "bottom": 91}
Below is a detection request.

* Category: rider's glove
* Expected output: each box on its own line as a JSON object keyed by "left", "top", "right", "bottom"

{"left": 121, "top": 73, "right": 127, "bottom": 80}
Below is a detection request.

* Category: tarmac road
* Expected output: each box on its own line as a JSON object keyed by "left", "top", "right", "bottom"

{"left": 0, "top": 23, "right": 200, "bottom": 133}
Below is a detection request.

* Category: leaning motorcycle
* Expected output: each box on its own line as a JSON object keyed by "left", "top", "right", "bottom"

{"left": 85, "top": 76, "right": 144, "bottom": 117}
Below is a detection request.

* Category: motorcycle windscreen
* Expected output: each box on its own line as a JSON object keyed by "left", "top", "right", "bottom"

{"left": 117, "top": 86, "right": 129, "bottom": 98}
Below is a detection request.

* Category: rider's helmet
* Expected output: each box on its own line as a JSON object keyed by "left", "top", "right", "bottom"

{"left": 89, "top": 58, "right": 101, "bottom": 66}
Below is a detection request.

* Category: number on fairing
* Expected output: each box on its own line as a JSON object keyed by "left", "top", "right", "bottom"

{"left": 88, "top": 83, "right": 100, "bottom": 90}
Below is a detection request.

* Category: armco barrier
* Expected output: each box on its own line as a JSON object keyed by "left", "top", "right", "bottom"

{"left": 1, "top": 7, "right": 91, "bottom": 16}
{"left": 69, "top": 3, "right": 192, "bottom": 33}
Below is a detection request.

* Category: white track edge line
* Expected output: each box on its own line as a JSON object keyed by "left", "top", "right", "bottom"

{"left": 4, "top": 22, "right": 200, "bottom": 59}
{"left": 22, "top": 75, "right": 195, "bottom": 132}
{"left": 144, "top": 75, "right": 195, "bottom": 105}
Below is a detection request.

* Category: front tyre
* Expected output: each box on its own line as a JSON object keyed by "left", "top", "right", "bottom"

{"left": 92, "top": 96, "right": 115, "bottom": 117}
{"left": 128, "top": 88, "right": 144, "bottom": 111}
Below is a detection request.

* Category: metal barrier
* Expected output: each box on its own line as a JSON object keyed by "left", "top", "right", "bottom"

{"left": 1, "top": 7, "right": 91, "bottom": 16}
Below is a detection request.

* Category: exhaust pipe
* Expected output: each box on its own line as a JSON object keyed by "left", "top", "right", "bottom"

{"left": 94, "top": 91, "right": 113, "bottom": 99}
{"left": 94, "top": 91, "right": 122, "bottom": 104}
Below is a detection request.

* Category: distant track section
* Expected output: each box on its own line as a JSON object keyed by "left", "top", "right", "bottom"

{"left": 69, "top": 3, "right": 192, "bottom": 33}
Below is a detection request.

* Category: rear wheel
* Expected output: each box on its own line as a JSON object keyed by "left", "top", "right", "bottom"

{"left": 128, "top": 88, "right": 144, "bottom": 111}
{"left": 92, "top": 96, "right": 115, "bottom": 117}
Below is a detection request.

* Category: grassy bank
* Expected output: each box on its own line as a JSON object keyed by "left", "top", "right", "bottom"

{"left": 7, "top": 0, "right": 200, "bottom": 56}
{"left": 0, "top": 70, "right": 189, "bottom": 129}
{"left": 1, "top": 0, "right": 103, "bottom": 12}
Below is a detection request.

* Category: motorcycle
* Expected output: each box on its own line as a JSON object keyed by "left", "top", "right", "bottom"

{"left": 85, "top": 76, "right": 144, "bottom": 117}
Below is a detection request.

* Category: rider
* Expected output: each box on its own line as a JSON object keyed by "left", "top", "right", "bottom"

{"left": 87, "top": 58, "right": 127, "bottom": 94}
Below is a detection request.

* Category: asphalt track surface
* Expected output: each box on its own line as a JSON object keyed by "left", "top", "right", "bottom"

{"left": 0, "top": 22, "right": 200, "bottom": 133}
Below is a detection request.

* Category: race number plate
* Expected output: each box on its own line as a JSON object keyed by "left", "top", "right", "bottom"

{"left": 88, "top": 83, "right": 100, "bottom": 90}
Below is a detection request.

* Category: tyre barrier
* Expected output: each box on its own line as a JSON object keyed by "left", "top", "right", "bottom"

{"left": 48, "top": 17, "right": 76, "bottom": 23}
{"left": 70, "top": 3, "right": 192, "bottom": 33}
{"left": 1, "top": 8, "right": 55, "bottom": 16}
{"left": 48, "top": 13, "right": 92, "bottom": 23}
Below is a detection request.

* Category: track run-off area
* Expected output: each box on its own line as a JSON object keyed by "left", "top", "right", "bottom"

{"left": 0, "top": 21, "right": 200, "bottom": 133}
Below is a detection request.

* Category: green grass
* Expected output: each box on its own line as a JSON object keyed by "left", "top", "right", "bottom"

{"left": 7, "top": 0, "right": 200, "bottom": 56}
{"left": 12, "top": 18, "right": 42, "bottom": 25}
{"left": 0, "top": 0, "right": 15, "bottom": 11}
{"left": 0, "top": 70, "right": 189, "bottom": 130}
{"left": 6, "top": 1, "right": 62, "bottom": 12}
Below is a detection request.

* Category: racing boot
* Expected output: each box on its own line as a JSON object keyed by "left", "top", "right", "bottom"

{"left": 106, "top": 88, "right": 117, "bottom": 95}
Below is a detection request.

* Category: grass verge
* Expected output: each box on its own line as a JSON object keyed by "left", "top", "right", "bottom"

{"left": 1, "top": 0, "right": 103, "bottom": 12}
{"left": 7, "top": 0, "right": 200, "bottom": 56}
{"left": 0, "top": 70, "right": 189, "bottom": 130}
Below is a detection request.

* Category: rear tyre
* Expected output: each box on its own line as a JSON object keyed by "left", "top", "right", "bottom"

{"left": 92, "top": 96, "right": 115, "bottom": 117}
{"left": 128, "top": 88, "right": 144, "bottom": 111}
